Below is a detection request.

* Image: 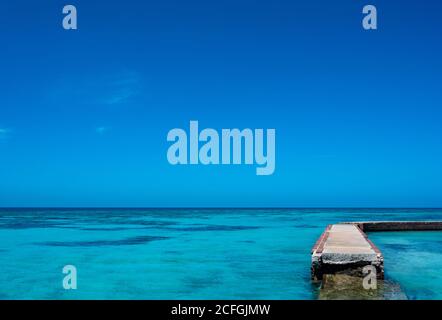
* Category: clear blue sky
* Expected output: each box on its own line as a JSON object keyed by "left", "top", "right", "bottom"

{"left": 0, "top": 0, "right": 441, "bottom": 207}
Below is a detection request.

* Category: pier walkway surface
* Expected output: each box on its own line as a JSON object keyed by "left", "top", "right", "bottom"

{"left": 311, "top": 221, "right": 442, "bottom": 281}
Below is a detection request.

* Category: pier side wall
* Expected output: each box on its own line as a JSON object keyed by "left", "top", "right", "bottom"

{"left": 355, "top": 221, "right": 442, "bottom": 232}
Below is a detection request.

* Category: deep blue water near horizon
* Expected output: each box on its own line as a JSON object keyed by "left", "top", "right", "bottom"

{"left": 1, "top": 208, "right": 442, "bottom": 300}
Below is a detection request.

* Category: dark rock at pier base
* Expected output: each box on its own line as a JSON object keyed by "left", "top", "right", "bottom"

{"left": 318, "top": 274, "right": 407, "bottom": 300}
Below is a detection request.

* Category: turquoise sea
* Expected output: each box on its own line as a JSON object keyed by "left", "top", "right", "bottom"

{"left": 0, "top": 208, "right": 441, "bottom": 300}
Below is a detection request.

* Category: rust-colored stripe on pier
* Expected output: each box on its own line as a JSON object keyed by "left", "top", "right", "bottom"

{"left": 311, "top": 225, "right": 331, "bottom": 254}
{"left": 354, "top": 224, "right": 382, "bottom": 255}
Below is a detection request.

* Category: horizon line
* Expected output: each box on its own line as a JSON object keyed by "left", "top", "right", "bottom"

{"left": 1, "top": 207, "right": 442, "bottom": 210}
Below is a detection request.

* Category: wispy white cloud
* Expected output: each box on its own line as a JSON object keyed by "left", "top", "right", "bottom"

{"left": 47, "top": 69, "right": 142, "bottom": 107}
{"left": 103, "top": 87, "right": 136, "bottom": 106}
{"left": 95, "top": 126, "right": 110, "bottom": 135}
{"left": 101, "top": 70, "right": 140, "bottom": 106}
{"left": 0, "top": 128, "right": 11, "bottom": 140}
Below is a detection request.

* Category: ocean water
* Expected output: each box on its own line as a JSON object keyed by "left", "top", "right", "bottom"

{"left": 0, "top": 208, "right": 441, "bottom": 300}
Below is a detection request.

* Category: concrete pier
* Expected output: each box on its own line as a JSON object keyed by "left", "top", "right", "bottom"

{"left": 312, "top": 224, "right": 383, "bottom": 280}
{"left": 312, "top": 221, "right": 442, "bottom": 281}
